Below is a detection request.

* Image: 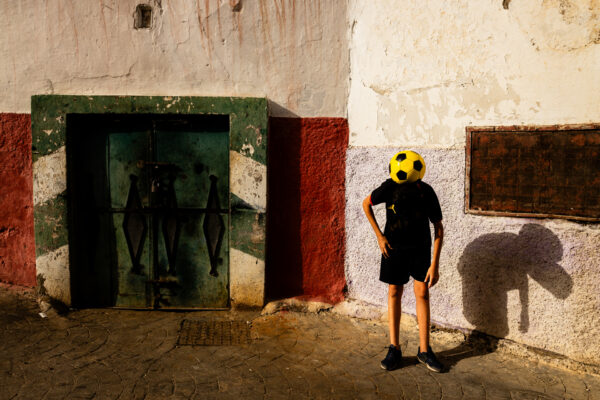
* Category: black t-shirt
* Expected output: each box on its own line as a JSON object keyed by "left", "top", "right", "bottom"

{"left": 370, "top": 179, "right": 442, "bottom": 249}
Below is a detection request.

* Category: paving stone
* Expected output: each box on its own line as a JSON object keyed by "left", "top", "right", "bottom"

{"left": 1, "top": 285, "right": 600, "bottom": 399}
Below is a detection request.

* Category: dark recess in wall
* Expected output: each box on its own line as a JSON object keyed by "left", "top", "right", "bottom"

{"left": 266, "top": 117, "right": 348, "bottom": 304}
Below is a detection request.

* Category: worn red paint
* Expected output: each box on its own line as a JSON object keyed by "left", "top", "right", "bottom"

{"left": 0, "top": 114, "right": 36, "bottom": 287}
{"left": 267, "top": 117, "right": 348, "bottom": 304}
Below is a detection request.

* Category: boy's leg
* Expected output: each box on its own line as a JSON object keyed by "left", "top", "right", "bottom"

{"left": 388, "top": 284, "right": 403, "bottom": 348}
{"left": 413, "top": 280, "right": 430, "bottom": 351}
{"left": 414, "top": 280, "right": 443, "bottom": 372}
{"left": 381, "top": 283, "right": 404, "bottom": 370}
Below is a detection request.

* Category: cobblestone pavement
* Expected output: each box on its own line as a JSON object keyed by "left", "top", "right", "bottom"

{"left": 1, "top": 285, "right": 599, "bottom": 400}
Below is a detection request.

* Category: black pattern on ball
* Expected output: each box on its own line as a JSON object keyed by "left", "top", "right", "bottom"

{"left": 396, "top": 170, "right": 407, "bottom": 181}
{"left": 413, "top": 160, "right": 423, "bottom": 171}
{"left": 396, "top": 153, "right": 407, "bottom": 161}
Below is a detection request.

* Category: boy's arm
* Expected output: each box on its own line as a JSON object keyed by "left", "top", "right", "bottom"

{"left": 362, "top": 195, "right": 393, "bottom": 258}
{"left": 425, "top": 220, "right": 444, "bottom": 288}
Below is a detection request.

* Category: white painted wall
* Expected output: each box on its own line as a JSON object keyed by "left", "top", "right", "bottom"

{"left": 0, "top": 0, "right": 348, "bottom": 117}
{"left": 346, "top": 0, "right": 600, "bottom": 366}
{"left": 348, "top": 0, "right": 600, "bottom": 147}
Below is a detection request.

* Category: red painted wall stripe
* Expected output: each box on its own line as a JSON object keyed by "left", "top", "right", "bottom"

{"left": 0, "top": 114, "right": 36, "bottom": 287}
{"left": 267, "top": 117, "right": 348, "bottom": 304}
{"left": 0, "top": 113, "right": 350, "bottom": 301}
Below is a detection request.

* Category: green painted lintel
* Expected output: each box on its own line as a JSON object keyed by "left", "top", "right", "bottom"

{"left": 31, "top": 95, "right": 267, "bottom": 164}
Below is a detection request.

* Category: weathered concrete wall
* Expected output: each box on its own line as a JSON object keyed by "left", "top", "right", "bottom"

{"left": 0, "top": 114, "right": 36, "bottom": 287}
{"left": 346, "top": 0, "right": 600, "bottom": 366}
{"left": 0, "top": 1, "right": 351, "bottom": 305}
{"left": 348, "top": 0, "right": 600, "bottom": 147}
{"left": 267, "top": 118, "right": 348, "bottom": 304}
{"left": 0, "top": 0, "right": 348, "bottom": 118}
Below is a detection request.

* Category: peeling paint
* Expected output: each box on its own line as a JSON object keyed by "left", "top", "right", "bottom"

{"left": 240, "top": 142, "right": 255, "bottom": 156}
{"left": 1, "top": 1, "right": 348, "bottom": 117}
{"left": 34, "top": 195, "right": 68, "bottom": 257}
{"left": 35, "top": 245, "right": 70, "bottom": 305}
{"left": 513, "top": 0, "right": 600, "bottom": 51}
{"left": 348, "top": 0, "right": 600, "bottom": 147}
{"left": 230, "top": 150, "right": 266, "bottom": 211}
{"left": 231, "top": 210, "right": 265, "bottom": 260}
{"left": 230, "top": 247, "right": 264, "bottom": 307}
{"left": 33, "top": 146, "right": 66, "bottom": 206}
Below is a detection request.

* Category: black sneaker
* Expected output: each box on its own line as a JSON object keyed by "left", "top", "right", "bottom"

{"left": 380, "top": 345, "right": 402, "bottom": 370}
{"left": 417, "top": 346, "right": 443, "bottom": 373}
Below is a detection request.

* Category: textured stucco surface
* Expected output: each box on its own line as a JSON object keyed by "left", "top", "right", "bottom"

{"left": 345, "top": 147, "right": 600, "bottom": 366}
{"left": 35, "top": 245, "right": 70, "bottom": 305}
{"left": 267, "top": 118, "right": 348, "bottom": 304}
{"left": 0, "top": 114, "right": 36, "bottom": 287}
{"left": 348, "top": 0, "right": 600, "bottom": 147}
{"left": 0, "top": 0, "right": 348, "bottom": 118}
{"left": 32, "top": 146, "right": 66, "bottom": 207}
{"left": 230, "top": 248, "right": 264, "bottom": 307}
{"left": 230, "top": 150, "right": 267, "bottom": 212}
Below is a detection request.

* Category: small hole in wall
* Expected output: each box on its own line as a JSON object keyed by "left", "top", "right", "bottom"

{"left": 134, "top": 4, "right": 152, "bottom": 29}
{"left": 230, "top": 0, "right": 242, "bottom": 12}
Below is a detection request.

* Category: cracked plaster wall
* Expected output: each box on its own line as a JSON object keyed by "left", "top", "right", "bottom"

{"left": 345, "top": 0, "right": 600, "bottom": 366}
{"left": 348, "top": 0, "right": 600, "bottom": 147}
{"left": 0, "top": 0, "right": 348, "bottom": 117}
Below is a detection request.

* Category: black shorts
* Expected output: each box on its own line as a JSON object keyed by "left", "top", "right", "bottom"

{"left": 379, "top": 246, "right": 431, "bottom": 285}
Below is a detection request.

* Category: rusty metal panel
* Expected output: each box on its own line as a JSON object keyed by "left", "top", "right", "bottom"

{"left": 466, "top": 125, "right": 600, "bottom": 221}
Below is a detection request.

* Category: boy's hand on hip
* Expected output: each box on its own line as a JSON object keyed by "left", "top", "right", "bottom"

{"left": 424, "top": 265, "right": 439, "bottom": 288}
{"left": 377, "top": 235, "right": 393, "bottom": 258}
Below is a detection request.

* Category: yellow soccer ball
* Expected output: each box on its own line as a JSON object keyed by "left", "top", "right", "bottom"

{"left": 389, "top": 151, "right": 426, "bottom": 184}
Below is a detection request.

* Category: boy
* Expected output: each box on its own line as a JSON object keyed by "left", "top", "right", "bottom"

{"left": 362, "top": 155, "right": 444, "bottom": 372}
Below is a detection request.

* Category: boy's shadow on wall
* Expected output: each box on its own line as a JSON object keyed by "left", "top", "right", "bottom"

{"left": 438, "top": 223, "right": 573, "bottom": 371}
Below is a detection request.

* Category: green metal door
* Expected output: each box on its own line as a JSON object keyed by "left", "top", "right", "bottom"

{"left": 106, "top": 116, "right": 229, "bottom": 309}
